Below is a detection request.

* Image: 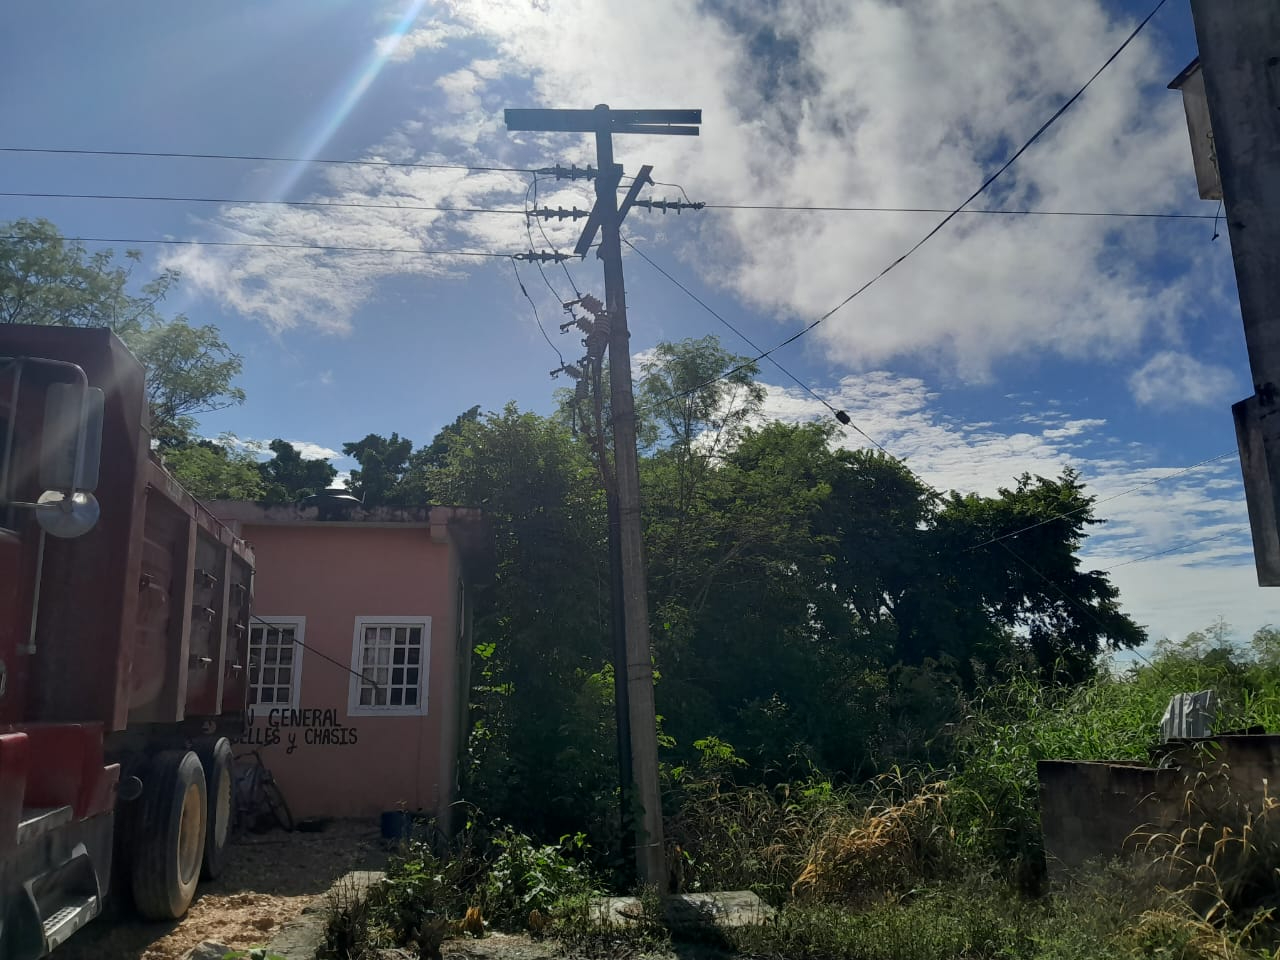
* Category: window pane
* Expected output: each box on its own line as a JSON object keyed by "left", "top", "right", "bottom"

{"left": 407, "top": 648, "right": 420, "bottom": 665}
{"left": 379, "top": 627, "right": 392, "bottom": 644}
{"left": 405, "top": 688, "right": 417, "bottom": 705}
{"left": 278, "top": 668, "right": 291, "bottom": 685}
{"left": 394, "top": 628, "right": 407, "bottom": 645}
{"left": 376, "top": 648, "right": 391, "bottom": 665}
{"left": 391, "top": 689, "right": 403, "bottom": 706}
{"left": 261, "top": 688, "right": 274, "bottom": 704}
{"left": 363, "top": 648, "right": 375, "bottom": 665}
{"left": 406, "top": 668, "right": 419, "bottom": 685}
{"left": 262, "top": 668, "right": 276, "bottom": 685}
{"left": 374, "top": 688, "right": 388, "bottom": 706}
{"left": 393, "top": 648, "right": 405, "bottom": 665}
{"left": 359, "top": 687, "right": 372, "bottom": 706}
{"left": 392, "top": 668, "right": 404, "bottom": 685}
{"left": 365, "top": 627, "right": 378, "bottom": 643}
{"left": 280, "top": 647, "right": 293, "bottom": 665}
{"left": 264, "top": 647, "right": 278, "bottom": 664}
{"left": 408, "top": 627, "right": 422, "bottom": 645}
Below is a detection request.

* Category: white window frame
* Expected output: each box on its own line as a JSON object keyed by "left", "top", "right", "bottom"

{"left": 348, "top": 616, "right": 431, "bottom": 717}
{"left": 247, "top": 616, "right": 306, "bottom": 712}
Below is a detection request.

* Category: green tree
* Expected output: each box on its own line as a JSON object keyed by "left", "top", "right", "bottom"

{"left": 422, "top": 404, "right": 617, "bottom": 845}
{"left": 161, "top": 437, "right": 265, "bottom": 501}
{"left": 258, "top": 439, "right": 337, "bottom": 505}
{"left": 930, "top": 471, "right": 1145, "bottom": 681}
{"left": 342, "top": 432, "right": 413, "bottom": 506}
{"left": 0, "top": 218, "right": 245, "bottom": 440}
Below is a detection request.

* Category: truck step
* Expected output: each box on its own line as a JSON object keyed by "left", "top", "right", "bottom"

{"left": 41, "top": 894, "right": 100, "bottom": 951}
{"left": 16, "top": 806, "right": 72, "bottom": 846}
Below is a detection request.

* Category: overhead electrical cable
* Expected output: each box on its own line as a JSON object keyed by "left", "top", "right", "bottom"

{"left": 0, "top": 234, "right": 516, "bottom": 258}
{"left": 510, "top": 258, "right": 565, "bottom": 366}
{"left": 0, "top": 145, "right": 534, "bottom": 174}
{"left": 964, "top": 451, "right": 1238, "bottom": 552}
{"left": 630, "top": 0, "right": 1172, "bottom": 411}
{"left": 622, "top": 237, "right": 889, "bottom": 453}
{"left": 0, "top": 189, "right": 1216, "bottom": 222}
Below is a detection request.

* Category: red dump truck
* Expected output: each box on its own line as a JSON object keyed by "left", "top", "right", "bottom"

{"left": 0, "top": 324, "right": 254, "bottom": 958}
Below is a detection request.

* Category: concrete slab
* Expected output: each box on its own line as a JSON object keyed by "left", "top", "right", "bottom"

{"left": 592, "top": 890, "right": 774, "bottom": 931}
{"left": 267, "top": 869, "right": 386, "bottom": 959}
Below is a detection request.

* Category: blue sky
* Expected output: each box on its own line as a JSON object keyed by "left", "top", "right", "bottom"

{"left": 1, "top": 0, "right": 1273, "bottom": 650}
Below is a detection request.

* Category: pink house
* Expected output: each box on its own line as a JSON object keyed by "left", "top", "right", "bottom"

{"left": 210, "top": 498, "right": 490, "bottom": 829}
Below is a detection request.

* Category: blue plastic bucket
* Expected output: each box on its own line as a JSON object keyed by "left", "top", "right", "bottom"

{"left": 380, "top": 810, "right": 412, "bottom": 841}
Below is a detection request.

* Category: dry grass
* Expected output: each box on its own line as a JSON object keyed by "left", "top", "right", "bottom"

{"left": 1128, "top": 774, "right": 1280, "bottom": 958}
{"left": 790, "top": 774, "right": 952, "bottom": 903}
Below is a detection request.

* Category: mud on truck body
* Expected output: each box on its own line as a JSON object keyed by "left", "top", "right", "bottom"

{"left": 0, "top": 324, "right": 254, "bottom": 958}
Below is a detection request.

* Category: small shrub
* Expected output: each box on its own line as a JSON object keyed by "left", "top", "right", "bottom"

{"left": 480, "top": 826, "right": 595, "bottom": 927}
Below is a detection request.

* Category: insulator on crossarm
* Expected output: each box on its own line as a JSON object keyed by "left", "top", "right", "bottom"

{"left": 535, "top": 164, "right": 597, "bottom": 181}
{"left": 514, "top": 251, "right": 572, "bottom": 263}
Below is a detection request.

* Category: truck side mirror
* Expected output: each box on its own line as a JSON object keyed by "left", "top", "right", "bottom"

{"left": 40, "top": 383, "right": 104, "bottom": 493}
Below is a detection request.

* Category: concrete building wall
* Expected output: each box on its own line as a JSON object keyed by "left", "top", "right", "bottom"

{"left": 1039, "top": 735, "right": 1280, "bottom": 876}
{"left": 233, "top": 522, "right": 463, "bottom": 821}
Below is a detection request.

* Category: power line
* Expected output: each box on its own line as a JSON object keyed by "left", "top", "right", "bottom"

{"left": 0, "top": 146, "right": 533, "bottom": 174}
{"left": 630, "top": 0, "right": 1171, "bottom": 412}
{"left": 966, "top": 451, "right": 1238, "bottom": 552}
{"left": 622, "top": 237, "right": 889, "bottom": 453}
{"left": 701, "top": 203, "right": 1216, "bottom": 221}
{"left": 250, "top": 612, "right": 382, "bottom": 690}
{"left": 509, "top": 258, "right": 564, "bottom": 366}
{"left": 0, "top": 190, "right": 1217, "bottom": 223}
{"left": 0, "top": 234, "right": 514, "bottom": 259}
{"left": 994, "top": 542, "right": 1174, "bottom": 677}
{"left": 0, "top": 190, "right": 526, "bottom": 216}
{"left": 1100, "top": 530, "right": 1238, "bottom": 572}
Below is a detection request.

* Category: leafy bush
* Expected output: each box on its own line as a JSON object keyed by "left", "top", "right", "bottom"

{"left": 480, "top": 826, "right": 595, "bottom": 925}
{"left": 320, "top": 813, "right": 601, "bottom": 957}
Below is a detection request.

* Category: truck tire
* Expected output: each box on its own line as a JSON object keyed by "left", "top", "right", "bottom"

{"left": 197, "top": 738, "right": 234, "bottom": 880}
{"left": 131, "top": 750, "right": 207, "bottom": 919}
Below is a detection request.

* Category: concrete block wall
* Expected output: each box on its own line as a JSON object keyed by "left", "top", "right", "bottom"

{"left": 1037, "top": 735, "right": 1280, "bottom": 877}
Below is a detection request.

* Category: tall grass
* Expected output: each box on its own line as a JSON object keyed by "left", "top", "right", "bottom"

{"left": 666, "top": 639, "right": 1280, "bottom": 959}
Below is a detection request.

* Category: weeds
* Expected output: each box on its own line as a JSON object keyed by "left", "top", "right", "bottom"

{"left": 792, "top": 771, "right": 954, "bottom": 902}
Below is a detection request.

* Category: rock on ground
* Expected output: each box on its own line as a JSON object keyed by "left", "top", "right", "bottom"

{"left": 180, "top": 943, "right": 232, "bottom": 960}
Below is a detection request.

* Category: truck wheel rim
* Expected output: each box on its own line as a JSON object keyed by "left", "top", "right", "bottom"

{"left": 178, "top": 782, "right": 204, "bottom": 885}
{"left": 213, "top": 770, "right": 231, "bottom": 849}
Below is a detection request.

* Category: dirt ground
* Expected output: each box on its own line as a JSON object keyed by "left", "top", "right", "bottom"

{"left": 58, "top": 820, "right": 385, "bottom": 960}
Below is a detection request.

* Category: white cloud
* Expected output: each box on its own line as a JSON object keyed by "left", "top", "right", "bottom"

{"left": 285, "top": 440, "right": 342, "bottom": 461}
{"left": 1129, "top": 350, "right": 1239, "bottom": 407}
{"left": 164, "top": 0, "right": 1232, "bottom": 382}
{"left": 436, "top": 67, "right": 484, "bottom": 112}
{"left": 1043, "top": 418, "right": 1108, "bottom": 440}
{"left": 375, "top": 22, "right": 466, "bottom": 61}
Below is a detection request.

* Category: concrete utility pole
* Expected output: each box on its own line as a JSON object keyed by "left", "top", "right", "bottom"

{"left": 1177, "top": 2, "right": 1280, "bottom": 584}
{"left": 505, "top": 105, "right": 701, "bottom": 891}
